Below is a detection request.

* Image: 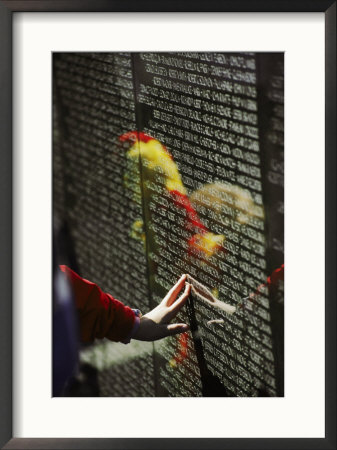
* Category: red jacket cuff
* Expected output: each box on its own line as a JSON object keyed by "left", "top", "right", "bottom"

{"left": 59, "top": 265, "right": 136, "bottom": 343}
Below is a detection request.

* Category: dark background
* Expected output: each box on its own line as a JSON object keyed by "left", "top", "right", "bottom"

{"left": 53, "top": 52, "right": 284, "bottom": 397}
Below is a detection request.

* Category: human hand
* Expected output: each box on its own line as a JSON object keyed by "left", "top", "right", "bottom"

{"left": 133, "top": 274, "right": 191, "bottom": 341}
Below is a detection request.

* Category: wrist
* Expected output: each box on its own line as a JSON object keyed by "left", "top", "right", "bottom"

{"left": 120, "top": 309, "right": 142, "bottom": 344}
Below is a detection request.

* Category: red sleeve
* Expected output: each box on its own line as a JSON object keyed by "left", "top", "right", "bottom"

{"left": 267, "top": 264, "right": 284, "bottom": 286}
{"left": 59, "top": 265, "right": 136, "bottom": 343}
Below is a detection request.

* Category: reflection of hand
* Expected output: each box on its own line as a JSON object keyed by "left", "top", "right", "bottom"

{"left": 133, "top": 275, "right": 191, "bottom": 341}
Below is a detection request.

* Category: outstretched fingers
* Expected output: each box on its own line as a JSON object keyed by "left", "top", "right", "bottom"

{"left": 169, "top": 282, "right": 191, "bottom": 313}
{"left": 164, "top": 274, "right": 187, "bottom": 306}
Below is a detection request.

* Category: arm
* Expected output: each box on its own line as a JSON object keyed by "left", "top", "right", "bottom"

{"left": 59, "top": 265, "right": 136, "bottom": 343}
{"left": 59, "top": 266, "right": 191, "bottom": 343}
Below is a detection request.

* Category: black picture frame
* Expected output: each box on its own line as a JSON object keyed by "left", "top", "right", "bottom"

{"left": 0, "top": 1, "right": 335, "bottom": 449}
